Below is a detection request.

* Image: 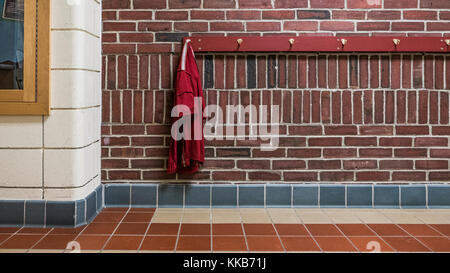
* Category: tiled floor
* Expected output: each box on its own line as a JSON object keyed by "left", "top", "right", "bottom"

{"left": 0, "top": 208, "right": 449, "bottom": 253}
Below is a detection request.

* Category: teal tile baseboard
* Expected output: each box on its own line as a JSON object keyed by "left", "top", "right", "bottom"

{"left": 1, "top": 183, "right": 450, "bottom": 227}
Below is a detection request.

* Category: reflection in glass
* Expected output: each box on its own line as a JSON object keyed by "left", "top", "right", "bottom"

{"left": 0, "top": 0, "right": 24, "bottom": 90}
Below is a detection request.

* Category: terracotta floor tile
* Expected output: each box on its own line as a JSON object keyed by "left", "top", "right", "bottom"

{"left": 32, "top": 234, "right": 77, "bottom": 250}
{"left": 313, "top": 237, "right": 357, "bottom": 252}
{"left": 336, "top": 224, "right": 377, "bottom": 237}
{"left": 114, "top": 223, "right": 149, "bottom": 235}
{"left": 92, "top": 212, "right": 125, "bottom": 223}
{"left": 0, "top": 234, "right": 43, "bottom": 249}
{"left": 347, "top": 236, "right": 395, "bottom": 252}
{"left": 0, "top": 227, "right": 20, "bottom": 234}
{"left": 382, "top": 236, "right": 431, "bottom": 252}
{"left": 243, "top": 224, "right": 276, "bottom": 236}
{"left": 48, "top": 227, "right": 85, "bottom": 235}
{"left": 306, "top": 224, "right": 343, "bottom": 236}
{"left": 129, "top": 208, "right": 156, "bottom": 213}
{"left": 18, "top": 227, "right": 52, "bottom": 234}
{"left": 180, "top": 224, "right": 211, "bottom": 236}
{"left": 147, "top": 223, "right": 180, "bottom": 235}
{"left": 416, "top": 237, "right": 450, "bottom": 252}
{"left": 280, "top": 236, "right": 320, "bottom": 252}
{"left": 246, "top": 236, "right": 284, "bottom": 252}
{"left": 0, "top": 234, "right": 11, "bottom": 245}
{"left": 368, "top": 224, "right": 409, "bottom": 236}
{"left": 103, "top": 235, "right": 143, "bottom": 250}
{"left": 213, "top": 236, "right": 247, "bottom": 251}
{"left": 140, "top": 236, "right": 177, "bottom": 251}
{"left": 398, "top": 224, "right": 442, "bottom": 237}
{"left": 176, "top": 236, "right": 211, "bottom": 251}
{"left": 122, "top": 213, "right": 153, "bottom": 223}
{"left": 430, "top": 224, "right": 450, "bottom": 236}
{"left": 212, "top": 224, "right": 243, "bottom": 236}
{"left": 275, "top": 224, "right": 309, "bottom": 236}
{"left": 102, "top": 208, "right": 129, "bottom": 213}
{"left": 81, "top": 222, "right": 118, "bottom": 235}
{"left": 74, "top": 235, "right": 110, "bottom": 250}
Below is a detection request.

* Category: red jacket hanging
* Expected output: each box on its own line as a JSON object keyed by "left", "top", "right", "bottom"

{"left": 168, "top": 40, "right": 205, "bottom": 174}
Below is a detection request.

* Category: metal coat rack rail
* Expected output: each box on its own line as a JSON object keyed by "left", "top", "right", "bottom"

{"left": 183, "top": 36, "right": 450, "bottom": 53}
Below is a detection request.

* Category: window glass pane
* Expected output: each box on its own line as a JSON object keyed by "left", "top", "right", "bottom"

{"left": 0, "top": 0, "right": 24, "bottom": 90}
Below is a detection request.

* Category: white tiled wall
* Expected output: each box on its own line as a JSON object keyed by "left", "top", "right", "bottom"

{"left": 0, "top": 0, "right": 102, "bottom": 201}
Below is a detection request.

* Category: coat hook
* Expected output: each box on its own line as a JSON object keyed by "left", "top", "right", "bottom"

{"left": 237, "top": 38, "right": 243, "bottom": 46}
{"left": 445, "top": 39, "right": 450, "bottom": 46}
{"left": 289, "top": 38, "right": 295, "bottom": 46}
{"left": 341, "top": 39, "right": 347, "bottom": 47}
{"left": 393, "top": 39, "right": 401, "bottom": 46}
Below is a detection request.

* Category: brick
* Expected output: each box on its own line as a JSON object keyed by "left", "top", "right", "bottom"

{"left": 384, "top": 0, "right": 418, "bottom": 8}
{"left": 204, "top": 0, "right": 236, "bottom": 8}
{"left": 131, "top": 159, "right": 165, "bottom": 169}
{"left": 339, "top": 56, "right": 348, "bottom": 89}
{"left": 212, "top": 171, "right": 246, "bottom": 181}
{"left": 430, "top": 149, "right": 450, "bottom": 158}
{"left": 133, "top": 0, "right": 166, "bottom": 8}
{"left": 380, "top": 137, "right": 412, "bottom": 147}
{"left": 202, "top": 160, "right": 235, "bottom": 169}
{"left": 103, "top": 22, "right": 135, "bottom": 32}
{"left": 344, "top": 137, "right": 377, "bottom": 146}
{"left": 273, "top": 160, "right": 306, "bottom": 169}
{"left": 112, "top": 125, "right": 145, "bottom": 135}
{"left": 309, "top": 137, "right": 341, "bottom": 146}
{"left": 289, "top": 126, "right": 322, "bottom": 135}
{"left": 156, "top": 33, "right": 188, "bottom": 42}
{"left": 321, "top": 21, "right": 354, "bottom": 31}
{"left": 287, "top": 149, "right": 322, "bottom": 158}
{"left": 248, "top": 172, "right": 281, "bottom": 181}
{"left": 145, "top": 148, "right": 169, "bottom": 157}
{"left": 368, "top": 11, "right": 400, "bottom": 20}
{"left": 297, "top": 10, "right": 330, "bottom": 19}
{"left": 429, "top": 172, "right": 450, "bottom": 181}
{"left": 427, "top": 22, "right": 450, "bottom": 31}
{"left": 416, "top": 160, "right": 448, "bottom": 170}
{"left": 143, "top": 171, "right": 176, "bottom": 180}
{"left": 320, "top": 172, "right": 354, "bottom": 182}
{"left": 263, "top": 10, "right": 295, "bottom": 19}
{"left": 392, "top": 22, "right": 424, "bottom": 31}
{"left": 432, "top": 126, "right": 450, "bottom": 135}
{"left": 137, "top": 44, "right": 172, "bottom": 53}
{"left": 210, "top": 22, "right": 244, "bottom": 31}
{"left": 324, "top": 148, "right": 357, "bottom": 158}
{"left": 415, "top": 137, "right": 448, "bottom": 147}
{"left": 360, "top": 148, "right": 393, "bottom": 158}
{"left": 392, "top": 172, "right": 426, "bottom": 181}
{"left": 102, "top": 137, "right": 129, "bottom": 146}
{"left": 275, "top": 0, "right": 308, "bottom": 8}
{"left": 404, "top": 10, "right": 437, "bottom": 20}
{"left": 103, "top": 0, "right": 131, "bottom": 9}
{"left": 237, "top": 160, "right": 271, "bottom": 169}
{"left": 357, "top": 22, "right": 390, "bottom": 31}
{"left": 138, "top": 22, "right": 172, "bottom": 32}
{"left": 396, "top": 126, "right": 429, "bottom": 135}
{"left": 332, "top": 10, "right": 366, "bottom": 20}
{"left": 238, "top": 0, "right": 272, "bottom": 8}
{"left": 308, "top": 160, "right": 341, "bottom": 169}
{"left": 380, "top": 160, "right": 413, "bottom": 170}
{"left": 394, "top": 148, "right": 427, "bottom": 158}
{"left": 247, "top": 22, "right": 281, "bottom": 31}
{"left": 310, "top": 0, "right": 345, "bottom": 8}
{"left": 421, "top": 0, "right": 450, "bottom": 8}
{"left": 227, "top": 10, "right": 261, "bottom": 20}
{"left": 284, "top": 21, "right": 318, "bottom": 31}
{"left": 344, "top": 160, "right": 377, "bottom": 170}
{"left": 174, "top": 22, "right": 209, "bottom": 32}
{"left": 191, "top": 10, "right": 225, "bottom": 20}
{"left": 217, "top": 148, "right": 251, "bottom": 157}
{"left": 284, "top": 172, "right": 317, "bottom": 181}
{"left": 169, "top": 0, "right": 201, "bottom": 9}
{"left": 325, "top": 126, "right": 357, "bottom": 135}
{"left": 109, "top": 170, "right": 140, "bottom": 180}
{"left": 103, "top": 11, "right": 117, "bottom": 20}
{"left": 131, "top": 137, "right": 163, "bottom": 146}
{"left": 356, "top": 172, "right": 390, "bottom": 181}
{"left": 155, "top": 11, "right": 189, "bottom": 20}
{"left": 441, "top": 11, "right": 450, "bottom": 20}
{"left": 119, "top": 11, "right": 153, "bottom": 20}
{"left": 120, "top": 33, "right": 154, "bottom": 43}
{"left": 347, "top": 0, "right": 382, "bottom": 8}
{"left": 252, "top": 149, "right": 286, "bottom": 158}
{"left": 111, "top": 148, "right": 144, "bottom": 157}
{"left": 360, "top": 126, "right": 394, "bottom": 135}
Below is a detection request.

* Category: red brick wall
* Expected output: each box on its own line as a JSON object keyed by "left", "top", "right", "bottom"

{"left": 101, "top": 0, "right": 450, "bottom": 184}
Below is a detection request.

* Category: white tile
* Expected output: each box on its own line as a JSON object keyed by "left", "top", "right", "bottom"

{"left": 0, "top": 150, "right": 42, "bottom": 188}
{"left": 52, "top": 0, "right": 101, "bottom": 36}
{"left": 44, "top": 108, "right": 100, "bottom": 148}
{"left": 44, "top": 142, "right": 100, "bottom": 188}
{"left": 44, "top": 175, "right": 100, "bottom": 201}
{"left": 0, "top": 116, "right": 42, "bottom": 148}
{"left": 0, "top": 188, "right": 43, "bottom": 200}
{"left": 51, "top": 30, "right": 101, "bottom": 71}
{"left": 51, "top": 70, "right": 101, "bottom": 108}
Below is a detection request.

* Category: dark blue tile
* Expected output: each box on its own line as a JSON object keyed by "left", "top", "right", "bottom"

{"left": 293, "top": 185, "right": 318, "bottom": 207}
{"left": 0, "top": 200, "right": 24, "bottom": 226}
{"left": 75, "top": 200, "right": 86, "bottom": 226}
{"left": 320, "top": 185, "right": 345, "bottom": 207}
{"left": 374, "top": 185, "right": 400, "bottom": 208}
{"left": 45, "top": 201, "right": 75, "bottom": 227}
{"left": 185, "top": 185, "right": 211, "bottom": 208}
{"left": 96, "top": 185, "right": 103, "bottom": 212}
{"left": 86, "top": 191, "right": 97, "bottom": 222}
{"left": 131, "top": 184, "right": 157, "bottom": 207}
{"left": 158, "top": 184, "right": 184, "bottom": 208}
{"left": 212, "top": 185, "right": 237, "bottom": 208}
{"left": 104, "top": 184, "right": 130, "bottom": 207}
{"left": 24, "top": 200, "right": 45, "bottom": 227}
{"left": 347, "top": 185, "right": 373, "bottom": 208}
{"left": 428, "top": 185, "right": 450, "bottom": 208}
{"left": 401, "top": 185, "right": 426, "bottom": 208}
{"left": 238, "top": 185, "right": 264, "bottom": 207}
{"left": 266, "top": 185, "right": 291, "bottom": 207}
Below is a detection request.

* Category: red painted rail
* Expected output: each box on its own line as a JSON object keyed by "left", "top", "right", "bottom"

{"left": 184, "top": 36, "right": 450, "bottom": 53}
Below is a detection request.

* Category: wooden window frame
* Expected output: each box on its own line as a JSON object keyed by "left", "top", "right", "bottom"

{"left": 0, "top": 0, "right": 50, "bottom": 115}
